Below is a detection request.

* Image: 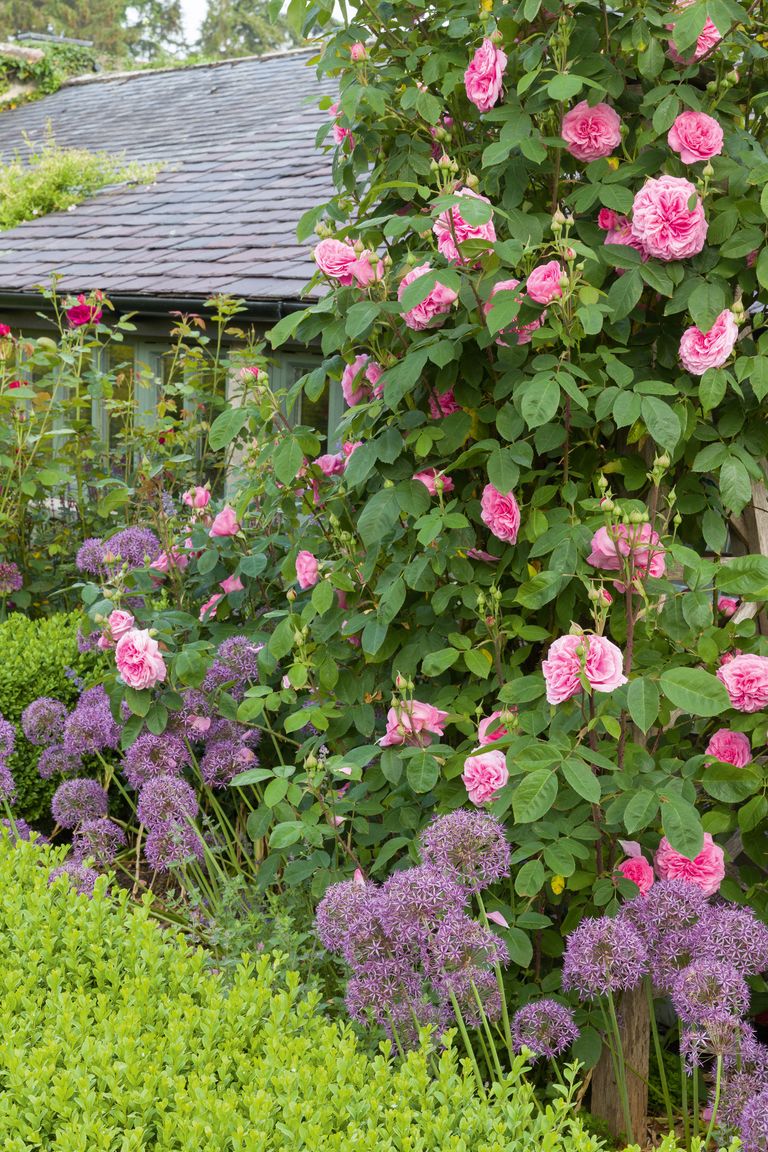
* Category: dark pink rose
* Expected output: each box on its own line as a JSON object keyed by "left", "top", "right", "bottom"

{"left": 679, "top": 309, "right": 738, "bottom": 375}
{"left": 597, "top": 209, "right": 620, "bottom": 230}
{"left": 413, "top": 468, "right": 454, "bottom": 496}
{"left": 199, "top": 593, "right": 223, "bottom": 621}
{"left": 561, "top": 101, "right": 621, "bottom": 162}
{"left": 483, "top": 279, "right": 544, "bottom": 346}
{"left": 654, "top": 832, "right": 724, "bottom": 897}
{"left": 705, "top": 728, "right": 752, "bottom": 767}
{"left": 630, "top": 175, "right": 707, "bottom": 261}
{"left": 66, "top": 294, "right": 103, "bottom": 328}
{"left": 668, "top": 111, "right": 724, "bottom": 164}
{"left": 478, "top": 710, "right": 511, "bottom": 745}
{"left": 464, "top": 38, "right": 507, "bottom": 113}
{"left": 398, "top": 263, "right": 458, "bottom": 330}
{"left": 617, "top": 856, "right": 655, "bottom": 895}
{"left": 718, "top": 596, "right": 739, "bottom": 618}
{"left": 220, "top": 573, "right": 244, "bottom": 595}
{"left": 480, "top": 483, "right": 521, "bottom": 544}
{"left": 379, "top": 699, "right": 449, "bottom": 747}
{"left": 433, "top": 188, "right": 496, "bottom": 263}
{"left": 462, "top": 749, "right": 509, "bottom": 805}
{"left": 341, "top": 354, "right": 383, "bottom": 406}
{"left": 316, "top": 453, "right": 345, "bottom": 477}
{"left": 428, "top": 388, "right": 460, "bottom": 418}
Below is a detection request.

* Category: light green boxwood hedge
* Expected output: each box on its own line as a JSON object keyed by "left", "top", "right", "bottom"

{"left": 0, "top": 838, "right": 605, "bottom": 1152}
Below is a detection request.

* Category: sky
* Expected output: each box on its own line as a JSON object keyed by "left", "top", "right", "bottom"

{"left": 180, "top": 0, "right": 207, "bottom": 39}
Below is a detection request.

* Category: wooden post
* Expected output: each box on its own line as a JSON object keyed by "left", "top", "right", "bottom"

{"left": 590, "top": 984, "right": 650, "bottom": 1144}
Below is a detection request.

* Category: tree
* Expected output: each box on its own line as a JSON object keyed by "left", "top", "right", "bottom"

{"left": 0, "top": 0, "right": 185, "bottom": 62}
{"left": 196, "top": 0, "right": 301, "bottom": 58}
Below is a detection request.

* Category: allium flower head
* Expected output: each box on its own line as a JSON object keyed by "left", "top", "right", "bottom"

{"left": 0, "top": 715, "right": 15, "bottom": 759}
{"left": 37, "top": 744, "right": 82, "bottom": 780}
{"left": 48, "top": 859, "right": 100, "bottom": 897}
{"left": 345, "top": 959, "right": 425, "bottom": 1033}
{"left": 104, "top": 527, "right": 161, "bottom": 569}
{"left": 1, "top": 816, "right": 33, "bottom": 842}
{"left": 739, "top": 1088, "right": 768, "bottom": 1152}
{"left": 562, "top": 915, "right": 648, "bottom": 998}
{"left": 315, "top": 879, "right": 376, "bottom": 955}
{"left": 429, "top": 910, "right": 506, "bottom": 1024}
{"left": 199, "top": 738, "right": 256, "bottom": 789}
{"left": 121, "top": 731, "right": 189, "bottom": 790}
{"left": 378, "top": 865, "right": 467, "bottom": 946}
{"left": 618, "top": 878, "right": 708, "bottom": 946}
{"left": 51, "top": 778, "right": 109, "bottom": 829}
{"left": 63, "top": 685, "right": 121, "bottom": 757}
{"left": 719, "top": 1070, "right": 768, "bottom": 1130}
{"left": 21, "top": 697, "right": 69, "bottom": 747}
{"left": 0, "top": 759, "right": 16, "bottom": 803}
{"left": 203, "top": 635, "right": 261, "bottom": 698}
{"left": 0, "top": 561, "right": 22, "bottom": 595}
{"left": 670, "top": 958, "right": 750, "bottom": 1024}
{"left": 681, "top": 1015, "right": 750, "bottom": 1070}
{"left": 696, "top": 903, "right": 768, "bottom": 976}
{"left": 419, "top": 809, "right": 511, "bottom": 890}
{"left": 511, "top": 999, "right": 580, "bottom": 1061}
{"left": 144, "top": 822, "right": 204, "bottom": 872}
{"left": 72, "top": 817, "right": 127, "bottom": 866}
{"left": 136, "top": 775, "right": 198, "bottom": 829}
{"left": 76, "top": 537, "right": 106, "bottom": 575}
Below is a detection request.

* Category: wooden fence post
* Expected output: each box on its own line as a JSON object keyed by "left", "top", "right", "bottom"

{"left": 590, "top": 984, "right": 650, "bottom": 1143}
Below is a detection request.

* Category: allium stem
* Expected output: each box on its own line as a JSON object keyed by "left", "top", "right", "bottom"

{"left": 448, "top": 987, "right": 487, "bottom": 1101}
{"left": 680, "top": 1053, "right": 690, "bottom": 1150}
{"left": 470, "top": 978, "right": 504, "bottom": 1082}
{"left": 692, "top": 1065, "right": 700, "bottom": 1140}
{"left": 384, "top": 1009, "right": 406, "bottom": 1061}
{"left": 476, "top": 892, "right": 514, "bottom": 1062}
{"left": 645, "top": 977, "right": 674, "bottom": 1133}
{"left": 606, "top": 990, "right": 634, "bottom": 1143}
{"left": 703, "top": 1056, "right": 723, "bottom": 1149}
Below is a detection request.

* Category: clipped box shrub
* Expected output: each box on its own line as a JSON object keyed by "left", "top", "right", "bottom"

{"left": 0, "top": 837, "right": 605, "bottom": 1152}
{"left": 0, "top": 612, "right": 93, "bottom": 821}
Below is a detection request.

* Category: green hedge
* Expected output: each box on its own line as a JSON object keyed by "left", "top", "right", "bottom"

{"left": 0, "top": 612, "right": 93, "bottom": 822}
{"left": 0, "top": 838, "right": 604, "bottom": 1152}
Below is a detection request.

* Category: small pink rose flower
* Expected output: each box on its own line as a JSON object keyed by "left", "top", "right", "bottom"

{"left": 603, "top": 215, "right": 649, "bottom": 260}
{"left": 542, "top": 633, "right": 627, "bottom": 705}
{"left": 464, "top": 38, "right": 507, "bottom": 113}
{"left": 705, "top": 728, "right": 752, "bottom": 767}
{"left": 66, "top": 294, "right": 103, "bottom": 328}
{"left": 668, "top": 16, "right": 722, "bottom": 64}
{"left": 413, "top": 468, "right": 454, "bottom": 496}
{"left": 379, "top": 699, "right": 449, "bottom": 747}
{"left": 428, "top": 388, "right": 460, "bottom": 418}
{"left": 199, "top": 593, "right": 223, "bottom": 621}
{"left": 480, "top": 483, "right": 521, "bottom": 544}
{"left": 341, "top": 441, "right": 361, "bottom": 469}
{"left": 617, "top": 856, "right": 655, "bottom": 896}
{"left": 316, "top": 453, "right": 345, "bottom": 477}
{"left": 151, "top": 548, "right": 189, "bottom": 575}
{"left": 348, "top": 251, "right": 381, "bottom": 288}
{"left": 329, "top": 102, "right": 354, "bottom": 148}
{"left": 296, "top": 550, "right": 319, "bottom": 590}
{"left": 630, "top": 175, "right": 707, "bottom": 262}
{"left": 718, "top": 595, "right": 739, "bottom": 618}
{"left": 483, "top": 279, "right": 545, "bottom": 346}
{"left": 350, "top": 42, "right": 367, "bottom": 61}
{"left": 717, "top": 653, "right": 768, "bottom": 713}
{"left": 209, "top": 505, "right": 240, "bottom": 537}
{"left": 220, "top": 573, "right": 244, "bottom": 594}
{"left": 679, "top": 309, "right": 738, "bottom": 376}
{"left": 598, "top": 209, "right": 620, "bottom": 230}
{"left": 341, "top": 354, "right": 383, "bottom": 406}
{"left": 526, "top": 261, "right": 565, "bottom": 306}
{"left": 478, "top": 710, "right": 511, "bottom": 745}
{"left": 182, "top": 485, "right": 210, "bottom": 509}
{"left": 462, "top": 749, "right": 509, "bottom": 805}
{"left": 398, "top": 263, "right": 458, "bottom": 330}
{"left": 587, "top": 523, "right": 665, "bottom": 584}
{"left": 668, "top": 111, "right": 724, "bottom": 164}
{"left": 433, "top": 188, "right": 496, "bottom": 263}
{"left": 107, "top": 609, "right": 135, "bottom": 641}
{"left": 561, "top": 101, "right": 621, "bottom": 162}
{"left": 115, "top": 628, "right": 167, "bottom": 690}
{"left": 314, "top": 237, "right": 358, "bottom": 284}
{"left": 654, "top": 832, "right": 725, "bottom": 897}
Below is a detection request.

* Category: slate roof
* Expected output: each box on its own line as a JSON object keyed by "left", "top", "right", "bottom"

{"left": 0, "top": 49, "right": 336, "bottom": 303}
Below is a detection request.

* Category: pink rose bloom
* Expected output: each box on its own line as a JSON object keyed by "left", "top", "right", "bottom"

{"left": 668, "top": 111, "right": 724, "bottom": 164}
{"left": 220, "top": 573, "right": 244, "bottom": 594}
{"left": 115, "top": 628, "right": 167, "bottom": 690}
{"left": 107, "top": 609, "right": 135, "bottom": 641}
{"left": 462, "top": 749, "right": 509, "bottom": 805}
{"left": 350, "top": 42, "right": 367, "bottom": 61}
{"left": 464, "top": 38, "right": 507, "bottom": 113}
{"left": 718, "top": 595, "right": 739, "bottom": 618}
{"left": 314, "top": 238, "right": 358, "bottom": 284}
{"left": 542, "top": 633, "right": 627, "bottom": 705}
{"left": 413, "top": 468, "right": 454, "bottom": 496}
{"left": 483, "top": 279, "right": 545, "bottom": 346}
{"left": 379, "top": 699, "right": 449, "bottom": 747}
{"left": 630, "top": 175, "right": 707, "bottom": 261}
{"left": 706, "top": 728, "right": 752, "bottom": 767}
{"left": 0, "top": 323, "right": 10, "bottom": 337}
{"left": 719, "top": 649, "right": 742, "bottom": 667}
{"left": 668, "top": 18, "right": 722, "bottom": 63}
{"left": 151, "top": 548, "right": 189, "bottom": 575}
{"left": 526, "top": 261, "right": 564, "bottom": 306}
{"left": 341, "top": 354, "right": 383, "bottom": 406}
{"left": 561, "top": 101, "right": 622, "bottom": 162}
{"left": 428, "top": 388, "right": 460, "bottom": 418}
{"left": 587, "top": 523, "right": 666, "bottom": 583}
{"left": 654, "top": 832, "right": 725, "bottom": 897}
{"left": 296, "top": 550, "right": 319, "bottom": 590}
{"left": 316, "top": 452, "right": 345, "bottom": 476}
{"left": 209, "top": 505, "right": 240, "bottom": 537}
{"left": 618, "top": 856, "right": 655, "bottom": 896}
{"left": 603, "top": 216, "right": 649, "bottom": 260}
{"left": 398, "top": 263, "right": 458, "bottom": 330}
{"left": 679, "top": 309, "right": 738, "bottom": 376}
{"left": 348, "top": 251, "right": 381, "bottom": 288}
{"left": 329, "top": 102, "right": 354, "bottom": 148}
{"left": 478, "top": 710, "right": 511, "bottom": 745}
{"left": 598, "top": 209, "right": 620, "bottom": 230}
{"left": 66, "top": 294, "right": 103, "bottom": 328}
{"left": 433, "top": 188, "right": 496, "bottom": 263}
{"left": 199, "top": 593, "right": 223, "bottom": 621}
{"left": 480, "top": 483, "right": 521, "bottom": 544}
{"left": 97, "top": 633, "right": 112, "bottom": 651}
{"left": 717, "top": 653, "right": 768, "bottom": 712}
{"left": 341, "top": 440, "right": 361, "bottom": 469}
{"left": 182, "top": 485, "right": 210, "bottom": 509}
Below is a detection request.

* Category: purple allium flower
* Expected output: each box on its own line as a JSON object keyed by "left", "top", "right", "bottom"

{"left": 315, "top": 879, "right": 375, "bottom": 955}
{"left": 618, "top": 878, "right": 708, "bottom": 946}
{"left": 160, "top": 489, "right": 176, "bottom": 518}
{"left": 199, "top": 738, "right": 256, "bottom": 789}
{"left": 51, "top": 778, "right": 109, "bottom": 829}
{"left": 1, "top": 816, "right": 33, "bottom": 842}
{"left": 378, "top": 865, "right": 468, "bottom": 947}
{"left": 345, "top": 958, "right": 426, "bottom": 1032}
{"left": 144, "top": 822, "right": 204, "bottom": 872}
{"left": 76, "top": 537, "right": 106, "bottom": 575}
{"left": 739, "top": 1088, "right": 768, "bottom": 1152}
{"left": 64, "top": 666, "right": 86, "bottom": 692}
{"left": 76, "top": 628, "right": 100, "bottom": 654}
{"left": 49, "top": 859, "right": 99, "bottom": 897}
{"left": 512, "top": 999, "right": 580, "bottom": 1061}
{"left": 419, "top": 809, "right": 511, "bottom": 891}
{"left": 648, "top": 926, "right": 700, "bottom": 993}
{"left": 21, "top": 696, "right": 69, "bottom": 747}
{"left": 720, "top": 1070, "right": 768, "bottom": 1130}
{"left": 0, "top": 561, "right": 22, "bottom": 595}
{"left": 670, "top": 959, "right": 750, "bottom": 1025}
{"left": 0, "top": 759, "right": 16, "bottom": 803}
{"left": 722, "top": 1022, "right": 766, "bottom": 1077}
{"left": 63, "top": 685, "right": 120, "bottom": 757}
{"left": 0, "top": 715, "right": 15, "bottom": 759}
{"left": 104, "top": 527, "right": 161, "bottom": 569}
{"left": 122, "top": 732, "right": 189, "bottom": 790}
{"left": 175, "top": 688, "right": 214, "bottom": 739}
{"left": 203, "top": 636, "right": 262, "bottom": 699}
{"left": 562, "top": 916, "right": 648, "bottom": 999}
{"left": 680, "top": 1015, "right": 749, "bottom": 1071}
{"left": 207, "top": 715, "right": 261, "bottom": 748}
{"left": 136, "top": 775, "right": 198, "bottom": 829}
{"left": 37, "top": 744, "right": 82, "bottom": 780}
{"left": 697, "top": 904, "right": 768, "bottom": 977}
{"left": 72, "top": 817, "right": 126, "bottom": 866}
{"left": 428, "top": 909, "right": 508, "bottom": 1025}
